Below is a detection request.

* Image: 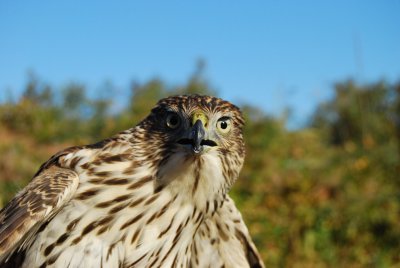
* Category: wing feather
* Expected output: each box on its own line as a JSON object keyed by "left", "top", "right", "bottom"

{"left": 0, "top": 165, "right": 79, "bottom": 263}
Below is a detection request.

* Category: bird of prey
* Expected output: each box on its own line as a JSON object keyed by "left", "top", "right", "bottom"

{"left": 0, "top": 95, "right": 264, "bottom": 268}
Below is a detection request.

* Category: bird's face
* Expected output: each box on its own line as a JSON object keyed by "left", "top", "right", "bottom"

{"left": 164, "top": 108, "right": 237, "bottom": 155}
{"left": 144, "top": 95, "right": 245, "bottom": 157}
{"left": 137, "top": 95, "right": 245, "bottom": 201}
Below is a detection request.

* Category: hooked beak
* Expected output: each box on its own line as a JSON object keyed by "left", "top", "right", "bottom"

{"left": 192, "top": 119, "right": 206, "bottom": 154}
{"left": 177, "top": 113, "right": 217, "bottom": 154}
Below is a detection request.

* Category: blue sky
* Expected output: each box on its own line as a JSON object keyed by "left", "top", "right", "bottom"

{"left": 1, "top": 1, "right": 399, "bottom": 128}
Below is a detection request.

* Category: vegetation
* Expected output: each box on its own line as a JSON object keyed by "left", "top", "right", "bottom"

{"left": 0, "top": 69, "right": 399, "bottom": 267}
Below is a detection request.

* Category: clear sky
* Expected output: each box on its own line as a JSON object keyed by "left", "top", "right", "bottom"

{"left": 1, "top": 1, "right": 399, "bottom": 128}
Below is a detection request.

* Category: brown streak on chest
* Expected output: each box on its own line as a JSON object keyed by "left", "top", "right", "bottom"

{"left": 130, "top": 229, "right": 141, "bottom": 245}
{"left": 127, "top": 175, "right": 153, "bottom": 190}
{"left": 66, "top": 217, "right": 81, "bottom": 232}
{"left": 75, "top": 189, "right": 101, "bottom": 200}
{"left": 144, "top": 194, "right": 160, "bottom": 206}
{"left": 93, "top": 171, "right": 112, "bottom": 177}
{"left": 120, "top": 213, "right": 145, "bottom": 230}
{"left": 95, "top": 194, "right": 132, "bottom": 208}
{"left": 158, "top": 215, "right": 176, "bottom": 239}
{"left": 102, "top": 178, "right": 130, "bottom": 185}
{"left": 128, "top": 197, "right": 146, "bottom": 208}
{"left": 108, "top": 202, "right": 130, "bottom": 214}
{"left": 129, "top": 252, "right": 148, "bottom": 266}
{"left": 192, "top": 159, "right": 201, "bottom": 196}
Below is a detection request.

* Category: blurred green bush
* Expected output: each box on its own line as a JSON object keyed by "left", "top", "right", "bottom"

{"left": 0, "top": 71, "right": 399, "bottom": 267}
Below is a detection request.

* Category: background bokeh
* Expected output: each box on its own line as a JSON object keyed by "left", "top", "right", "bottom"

{"left": 1, "top": 2, "right": 399, "bottom": 267}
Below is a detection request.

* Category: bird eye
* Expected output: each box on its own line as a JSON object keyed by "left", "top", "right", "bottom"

{"left": 216, "top": 117, "right": 232, "bottom": 134}
{"left": 166, "top": 113, "right": 181, "bottom": 129}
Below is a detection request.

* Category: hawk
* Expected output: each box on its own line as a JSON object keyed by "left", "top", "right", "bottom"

{"left": 0, "top": 95, "right": 264, "bottom": 267}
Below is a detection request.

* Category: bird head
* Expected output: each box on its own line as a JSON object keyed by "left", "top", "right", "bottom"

{"left": 135, "top": 95, "right": 245, "bottom": 205}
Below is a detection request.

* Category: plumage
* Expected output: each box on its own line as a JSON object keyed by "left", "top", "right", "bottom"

{"left": 0, "top": 95, "right": 264, "bottom": 267}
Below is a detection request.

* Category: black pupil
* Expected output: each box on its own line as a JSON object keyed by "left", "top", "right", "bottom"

{"left": 220, "top": 121, "right": 228, "bottom": 129}
{"left": 169, "top": 116, "right": 178, "bottom": 126}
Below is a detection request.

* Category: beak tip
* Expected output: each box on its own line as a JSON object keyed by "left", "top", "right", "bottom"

{"left": 192, "top": 146, "right": 203, "bottom": 154}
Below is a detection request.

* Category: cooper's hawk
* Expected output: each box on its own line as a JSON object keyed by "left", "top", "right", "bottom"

{"left": 0, "top": 95, "right": 264, "bottom": 267}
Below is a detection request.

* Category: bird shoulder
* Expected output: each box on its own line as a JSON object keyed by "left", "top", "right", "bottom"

{"left": 0, "top": 163, "right": 80, "bottom": 265}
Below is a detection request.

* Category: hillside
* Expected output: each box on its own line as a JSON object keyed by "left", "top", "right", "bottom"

{"left": 0, "top": 78, "right": 399, "bottom": 266}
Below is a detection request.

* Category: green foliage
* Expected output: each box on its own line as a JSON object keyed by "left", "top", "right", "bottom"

{"left": 312, "top": 80, "right": 396, "bottom": 147}
{"left": 0, "top": 72, "right": 399, "bottom": 266}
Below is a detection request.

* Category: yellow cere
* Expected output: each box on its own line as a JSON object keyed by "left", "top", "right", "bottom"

{"left": 192, "top": 111, "right": 208, "bottom": 127}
